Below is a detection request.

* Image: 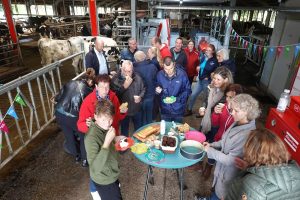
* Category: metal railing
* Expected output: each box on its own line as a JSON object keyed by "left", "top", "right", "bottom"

{"left": 0, "top": 51, "right": 85, "bottom": 170}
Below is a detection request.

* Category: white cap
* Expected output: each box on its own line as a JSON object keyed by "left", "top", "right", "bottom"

{"left": 284, "top": 89, "right": 290, "bottom": 93}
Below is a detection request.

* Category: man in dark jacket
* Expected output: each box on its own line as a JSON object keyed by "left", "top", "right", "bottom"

{"left": 170, "top": 37, "right": 187, "bottom": 72}
{"left": 120, "top": 38, "right": 138, "bottom": 63}
{"left": 133, "top": 51, "right": 158, "bottom": 125}
{"left": 156, "top": 57, "right": 191, "bottom": 123}
{"left": 110, "top": 60, "right": 145, "bottom": 136}
{"left": 85, "top": 37, "right": 110, "bottom": 75}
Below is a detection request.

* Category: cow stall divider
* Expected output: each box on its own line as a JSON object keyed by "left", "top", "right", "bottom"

{"left": 0, "top": 50, "right": 85, "bottom": 170}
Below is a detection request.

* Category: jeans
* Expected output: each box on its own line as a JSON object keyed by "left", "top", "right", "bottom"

{"left": 209, "top": 192, "right": 220, "bottom": 200}
{"left": 188, "top": 79, "right": 209, "bottom": 110}
{"left": 92, "top": 179, "right": 122, "bottom": 200}
{"left": 121, "top": 112, "right": 142, "bottom": 137}
{"left": 55, "top": 111, "right": 83, "bottom": 158}
{"left": 161, "top": 115, "right": 183, "bottom": 123}
{"left": 142, "top": 97, "right": 154, "bottom": 125}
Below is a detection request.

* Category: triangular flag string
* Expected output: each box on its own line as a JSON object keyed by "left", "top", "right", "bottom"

{"left": 225, "top": 19, "right": 300, "bottom": 62}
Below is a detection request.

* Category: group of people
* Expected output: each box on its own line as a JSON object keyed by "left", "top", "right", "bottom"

{"left": 53, "top": 36, "right": 300, "bottom": 200}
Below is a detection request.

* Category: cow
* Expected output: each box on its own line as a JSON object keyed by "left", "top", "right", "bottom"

{"left": 37, "top": 36, "right": 120, "bottom": 74}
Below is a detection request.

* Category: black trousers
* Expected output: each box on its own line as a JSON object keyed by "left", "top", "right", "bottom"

{"left": 93, "top": 180, "right": 122, "bottom": 200}
{"left": 55, "top": 111, "right": 86, "bottom": 160}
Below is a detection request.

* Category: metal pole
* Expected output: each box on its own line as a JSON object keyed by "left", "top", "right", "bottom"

{"left": 88, "top": 0, "right": 99, "bottom": 36}
{"left": 131, "top": 0, "right": 136, "bottom": 38}
{"left": 224, "top": 0, "right": 236, "bottom": 49}
{"left": 43, "top": 0, "right": 47, "bottom": 16}
{"left": 2, "top": 0, "right": 18, "bottom": 44}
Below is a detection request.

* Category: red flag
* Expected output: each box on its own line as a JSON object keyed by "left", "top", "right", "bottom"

{"left": 245, "top": 41, "right": 249, "bottom": 48}
{"left": 0, "top": 121, "right": 9, "bottom": 133}
{"left": 258, "top": 46, "right": 263, "bottom": 57}
{"left": 276, "top": 46, "right": 283, "bottom": 59}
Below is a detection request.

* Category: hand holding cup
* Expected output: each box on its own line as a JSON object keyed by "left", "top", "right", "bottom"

{"left": 199, "top": 107, "right": 206, "bottom": 116}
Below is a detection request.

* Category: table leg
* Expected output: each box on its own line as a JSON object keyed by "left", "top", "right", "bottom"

{"left": 176, "top": 169, "right": 187, "bottom": 190}
{"left": 143, "top": 165, "right": 152, "bottom": 200}
{"left": 176, "top": 168, "right": 186, "bottom": 200}
{"left": 149, "top": 165, "right": 154, "bottom": 185}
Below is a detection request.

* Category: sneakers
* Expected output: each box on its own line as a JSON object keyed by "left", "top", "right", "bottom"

{"left": 194, "top": 195, "right": 208, "bottom": 200}
{"left": 75, "top": 155, "right": 81, "bottom": 163}
{"left": 194, "top": 197, "right": 208, "bottom": 200}
{"left": 82, "top": 159, "right": 88, "bottom": 167}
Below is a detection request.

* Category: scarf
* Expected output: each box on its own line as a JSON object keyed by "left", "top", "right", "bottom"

{"left": 200, "top": 87, "right": 224, "bottom": 134}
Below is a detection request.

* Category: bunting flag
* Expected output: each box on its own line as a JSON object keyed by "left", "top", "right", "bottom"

{"left": 294, "top": 45, "right": 300, "bottom": 60}
{"left": 284, "top": 46, "right": 290, "bottom": 58}
{"left": 226, "top": 22, "right": 300, "bottom": 64}
{"left": 253, "top": 44, "right": 257, "bottom": 56}
{"left": 0, "top": 121, "right": 9, "bottom": 133}
{"left": 7, "top": 106, "right": 18, "bottom": 120}
{"left": 245, "top": 41, "right": 249, "bottom": 49}
{"left": 276, "top": 46, "right": 283, "bottom": 59}
{"left": 258, "top": 46, "right": 263, "bottom": 57}
{"left": 0, "top": 144, "right": 2, "bottom": 148}
{"left": 15, "top": 94, "right": 26, "bottom": 106}
{"left": 263, "top": 47, "right": 268, "bottom": 59}
{"left": 242, "top": 40, "right": 246, "bottom": 48}
{"left": 248, "top": 43, "right": 253, "bottom": 54}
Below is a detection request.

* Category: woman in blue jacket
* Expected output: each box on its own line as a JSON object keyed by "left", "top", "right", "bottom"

{"left": 186, "top": 44, "right": 218, "bottom": 115}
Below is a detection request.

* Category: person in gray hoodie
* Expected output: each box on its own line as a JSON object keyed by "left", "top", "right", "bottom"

{"left": 196, "top": 94, "right": 261, "bottom": 200}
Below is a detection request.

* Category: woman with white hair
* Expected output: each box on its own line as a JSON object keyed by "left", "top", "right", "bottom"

{"left": 196, "top": 94, "right": 261, "bottom": 200}
{"left": 216, "top": 49, "right": 236, "bottom": 77}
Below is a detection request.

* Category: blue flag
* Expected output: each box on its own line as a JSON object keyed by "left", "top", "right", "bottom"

{"left": 294, "top": 45, "right": 300, "bottom": 60}
{"left": 7, "top": 106, "right": 18, "bottom": 120}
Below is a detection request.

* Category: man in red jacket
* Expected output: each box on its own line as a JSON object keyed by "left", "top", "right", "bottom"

{"left": 77, "top": 74, "right": 127, "bottom": 166}
{"left": 151, "top": 36, "right": 172, "bottom": 60}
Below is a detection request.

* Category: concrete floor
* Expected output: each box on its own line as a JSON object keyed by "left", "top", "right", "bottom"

{"left": 0, "top": 46, "right": 276, "bottom": 200}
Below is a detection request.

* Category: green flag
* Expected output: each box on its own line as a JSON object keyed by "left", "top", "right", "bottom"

{"left": 284, "top": 46, "right": 290, "bottom": 59}
{"left": 15, "top": 94, "right": 26, "bottom": 106}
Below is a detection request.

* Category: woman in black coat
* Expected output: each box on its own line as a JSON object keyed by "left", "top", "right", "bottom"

{"left": 54, "top": 68, "right": 95, "bottom": 166}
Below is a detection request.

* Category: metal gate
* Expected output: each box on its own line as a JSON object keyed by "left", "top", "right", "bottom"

{"left": 0, "top": 51, "right": 84, "bottom": 169}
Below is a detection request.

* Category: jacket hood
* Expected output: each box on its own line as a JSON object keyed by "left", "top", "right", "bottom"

{"left": 247, "top": 161, "right": 299, "bottom": 192}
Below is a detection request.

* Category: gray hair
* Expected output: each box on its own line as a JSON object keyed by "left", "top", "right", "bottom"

{"left": 231, "top": 94, "right": 261, "bottom": 121}
{"left": 128, "top": 37, "right": 136, "bottom": 43}
{"left": 121, "top": 60, "right": 133, "bottom": 69}
{"left": 134, "top": 51, "right": 146, "bottom": 62}
{"left": 217, "top": 49, "right": 229, "bottom": 61}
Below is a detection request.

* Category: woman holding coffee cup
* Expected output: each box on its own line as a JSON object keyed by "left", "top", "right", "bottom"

{"left": 199, "top": 66, "right": 233, "bottom": 135}
{"left": 211, "top": 84, "right": 243, "bottom": 142}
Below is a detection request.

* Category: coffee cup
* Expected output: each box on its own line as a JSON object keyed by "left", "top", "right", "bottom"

{"left": 154, "top": 140, "right": 161, "bottom": 149}
{"left": 133, "top": 95, "right": 140, "bottom": 103}
{"left": 217, "top": 103, "right": 225, "bottom": 109}
{"left": 199, "top": 107, "right": 205, "bottom": 116}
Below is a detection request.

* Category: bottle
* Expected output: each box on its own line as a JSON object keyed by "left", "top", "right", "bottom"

{"left": 276, "top": 89, "right": 290, "bottom": 112}
{"left": 160, "top": 120, "right": 166, "bottom": 136}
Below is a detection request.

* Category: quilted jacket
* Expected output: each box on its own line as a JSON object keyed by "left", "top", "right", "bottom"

{"left": 226, "top": 161, "right": 300, "bottom": 200}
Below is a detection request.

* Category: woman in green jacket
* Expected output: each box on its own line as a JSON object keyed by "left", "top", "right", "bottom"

{"left": 226, "top": 128, "right": 300, "bottom": 200}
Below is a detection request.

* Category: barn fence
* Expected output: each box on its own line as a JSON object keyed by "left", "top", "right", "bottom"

{"left": 0, "top": 50, "right": 85, "bottom": 170}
